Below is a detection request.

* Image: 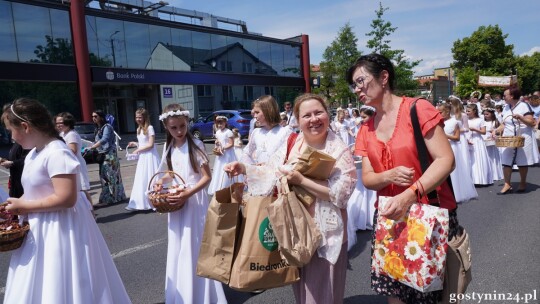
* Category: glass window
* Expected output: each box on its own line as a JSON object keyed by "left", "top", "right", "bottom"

{"left": 95, "top": 17, "right": 126, "bottom": 68}
{"left": 49, "top": 9, "right": 73, "bottom": 64}
{"left": 271, "top": 43, "right": 284, "bottom": 76}
{"left": 12, "top": 3, "right": 51, "bottom": 62}
{"left": 283, "top": 44, "right": 301, "bottom": 77}
{"left": 0, "top": 1, "right": 17, "bottom": 62}
{"left": 257, "top": 41, "right": 275, "bottom": 75}
{"left": 124, "top": 21, "right": 150, "bottom": 69}
{"left": 148, "top": 25, "right": 172, "bottom": 70}
{"left": 191, "top": 31, "right": 211, "bottom": 72}
{"left": 86, "top": 16, "right": 109, "bottom": 66}
{"left": 211, "top": 34, "right": 228, "bottom": 72}
{"left": 171, "top": 28, "right": 193, "bottom": 70}
{"left": 226, "top": 36, "right": 244, "bottom": 73}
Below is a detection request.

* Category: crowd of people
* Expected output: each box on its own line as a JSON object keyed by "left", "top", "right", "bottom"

{"left": 0, "top": 52, "right": 539, "bottom": 304}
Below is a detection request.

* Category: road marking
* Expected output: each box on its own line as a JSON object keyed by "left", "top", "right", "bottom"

{"left": 111, "top": 238, "right": 166, "bottom": 259}
{"left": 0, "top": 238, "right": 167, "bottom": 295}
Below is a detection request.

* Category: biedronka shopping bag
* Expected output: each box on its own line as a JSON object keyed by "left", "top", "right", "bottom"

{"left": 372, "top": 196, "right": 449, "bottom": 293}
{"left": 228, "top": 195, "right": 299, "bottom": 291}
{"left": 196, "top": 181, "right": 244, "bottom": 284}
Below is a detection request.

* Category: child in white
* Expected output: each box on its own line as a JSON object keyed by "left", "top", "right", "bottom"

{"left": 232, "top": 128, "right": 244, "bottom": 160}
{"left": 207, "top": 116, "right": 237, "bottom": 195}
{"left": 2, "top": 98, "right": 131, "bottom": 303}
{"left": 158, "top": 104, "right": 227, "bottom": 304}
{"left": 482, "top": 108, "right": 504, "bottom": 182}
{"left": 126, "top": 108, "right": 160, "bottom": 211}
{"left": 332, "top": 111, "right": 353, "bottom": 146}
{"left": 466, "top": 104, "right": 493, "bottom": 185}
{"left": 439, "top": 103, "right": 478, "bottom": 203}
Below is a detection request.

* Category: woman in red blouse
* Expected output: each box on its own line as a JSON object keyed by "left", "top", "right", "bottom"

{"left": 349, "top": 53, "right": 460, "bottom": 304}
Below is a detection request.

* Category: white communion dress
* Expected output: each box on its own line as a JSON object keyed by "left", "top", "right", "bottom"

{"left": 468, "top": 117, "right": 493, "bottom": 185}
{"left": 207, "top": 128, "right": 237, "bottom": 196}
{"left": 4, "top": 140, "right": 131, "bottom": 304}
{"left": 126, "top": 125, "right": 160, "bottom": 210}
{"left": 164, "top": 140, "right": 227, "bottom": 304}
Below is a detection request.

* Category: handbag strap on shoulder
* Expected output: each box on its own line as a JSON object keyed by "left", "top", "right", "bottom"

{"left": 285, "top": 132, "right": 299, "bottom": 162}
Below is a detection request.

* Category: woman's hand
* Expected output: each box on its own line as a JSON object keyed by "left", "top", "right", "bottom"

{"left": 384, "top": 166, "right": 415, "bottom": 187}
{"left": 0, "top": 159, "right": 13, "bottom": 169}
{"left": 223, "top": 161, "right": 246, "bottom": 176}
{"left": 380, "top": 191, "right": 415, "bottom": 220}
{"left": 127, "top": 142, "right": 138, "bottom": 148}
{"left": 278, "top": 167, "right": 305, "bottom": 186}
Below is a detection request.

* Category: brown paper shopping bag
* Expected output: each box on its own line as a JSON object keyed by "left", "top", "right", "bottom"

{"left": 267, "top": 177, "right": 322, "bottom": 267}
{"left": 228, "top": 195, "right": 299, "bottom": 291}
{"left": 291, "top": 147, "right": 336, "bottom": 206}
{"left": 196, "top": 182, "right": 244, "bottom": 284}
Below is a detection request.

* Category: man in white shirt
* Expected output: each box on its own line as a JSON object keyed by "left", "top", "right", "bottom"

{"left": 282, "top": 101, "right": 298, "bottom": 132}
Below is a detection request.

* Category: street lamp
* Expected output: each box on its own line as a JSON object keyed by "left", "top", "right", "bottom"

{"left": 110, "top": 30, "right": 120, "bottom": 67}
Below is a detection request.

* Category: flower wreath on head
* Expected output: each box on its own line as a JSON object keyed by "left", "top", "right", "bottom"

{"left": 448, "top": 95, "right": 462, "bottom": 103}
{"left": 214, "top": 115, "right": 228, "bottom": 122}
{"left": 159, "top": 110, "right": 190, "bottom": 121}
{"left": 470, "top": 90, "right": 482, "bottom": 99}
{"left": 360, "top": 105, "right": 376, "bottom": 112}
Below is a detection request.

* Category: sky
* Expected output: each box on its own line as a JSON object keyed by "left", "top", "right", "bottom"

{"left": 166, "top": 0, "right": 539, "bottom": 76}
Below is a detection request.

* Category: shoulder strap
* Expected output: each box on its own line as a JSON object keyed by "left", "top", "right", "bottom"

{"left": 285, "top": 132, "right": 299, "bottom": 162}
{"left": 410, "top": 99, "right": 444, "bottom": 205}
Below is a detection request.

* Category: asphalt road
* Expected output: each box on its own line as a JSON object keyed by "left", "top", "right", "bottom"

{"left": 1, "top": 141, "right": 539, "bottom": 304}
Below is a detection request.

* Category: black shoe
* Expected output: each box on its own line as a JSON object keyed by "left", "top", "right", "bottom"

{"left": 497, "top": 187, "right": 513, "bottom": 195}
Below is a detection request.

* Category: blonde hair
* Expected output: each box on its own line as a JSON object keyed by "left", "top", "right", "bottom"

{"left": 252, "top": 95, "right": 281, "bottom": 127}
{"left": 292, "top": 93, "right": 330, "bottom": 119}
{"left": 135, "top": 108, "right": 150, "bottom": 135}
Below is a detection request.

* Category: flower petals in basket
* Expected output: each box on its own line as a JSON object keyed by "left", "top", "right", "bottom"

{"left": 212, "top": 147, "right": 223, "bottom": 156}
{"left": 0, "top": 206, "right": 30, "bottom": 252}
{"left": 125, "top": 145, "right": 139, "bottom": 161}
{"left": 147, "top": 171, "right": 187, "bottom": 213}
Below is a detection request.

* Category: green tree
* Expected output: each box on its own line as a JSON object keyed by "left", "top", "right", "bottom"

{"left": 452, "top": 25, "right": 514, "bottom": 75}
{"left": 317, "top": 23, "right": 361, "bottom": 105}
{"left": 32, "top": 35, "right": 111, "bottom": 66}
{"left": 365, "top": 2, "right": 420, "bottom": 96}
{"left": 515, "top": 52, "right": 540, "bottom": 94}
{"left": 451, "top": 25, "right": 517, "bottom": 95}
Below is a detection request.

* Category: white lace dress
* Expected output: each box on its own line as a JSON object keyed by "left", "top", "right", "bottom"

{"left": 207, "top": 128, "right": 237, "bottom": 195}
{"left": 4, "top": 140, "right": 131, "bottom": 304}
{"left": 126, "top": 126, "right": 160, "bottom": 210}
{"left": 468, "top": 118, "right": 493, "bottom": 185}
{"left": 165, "top": 140, "right": 227, "bottom": 304}
{"left": 240, "top": 125, "right": 291, "bottom": 165}
{"left": 245, "top": 131, "right": 356, "bottom": 264}
{"left": 443, "top": 117, "right": 478, "bottom": 203}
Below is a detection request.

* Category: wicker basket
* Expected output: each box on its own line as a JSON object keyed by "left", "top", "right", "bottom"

{"left": 0, "top": 221, "right": 30, "bottom": 252}
{"left": 495, "top": 116, "right": 525, "bottom": 148}
{"left": 495, "top": 136, "right": 524, "bottom": 148}
{"left": 147, "top": 171, "right": 187, "bottom": 213}
{"left": 212, "top": 147, "right": 223, "bottom": 156}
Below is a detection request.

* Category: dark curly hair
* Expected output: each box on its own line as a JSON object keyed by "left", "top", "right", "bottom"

{"left": 347, "top": 53, "right": 396, "bottom": 91}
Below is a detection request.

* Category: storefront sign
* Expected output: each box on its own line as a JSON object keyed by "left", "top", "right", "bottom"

{"left": 163, "top": 87, "right": 173, "bottom": 98}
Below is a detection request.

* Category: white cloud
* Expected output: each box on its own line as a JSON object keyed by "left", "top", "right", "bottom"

{"left": 520, "top": 46, "right": 540, "bottom": 56}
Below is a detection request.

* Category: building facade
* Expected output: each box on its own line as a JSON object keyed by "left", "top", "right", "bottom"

{"left": 0, "top": 0, "right": 310, "bottom": 133}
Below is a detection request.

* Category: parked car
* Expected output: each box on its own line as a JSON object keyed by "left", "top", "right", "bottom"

{"left": 189, "top": 110, "right": 252, "bottom": 140}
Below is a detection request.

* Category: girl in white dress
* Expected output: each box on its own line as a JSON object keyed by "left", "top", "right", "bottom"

{"left": 482, "top": 108, "right": 504, "bottom": 182}
{"left": 157, "top": 104, "right": 227, "bottom": 304}
{"left": 348, "top": 108, "right": 377, "bottom": 235}
{"left": 449, "top": 96, "right": 473, "bottom": 175}
{"left": 466, "top": 104, "right": 493, "bottom": 185}
{"left": 241, "top": 95, "right": 292, "bottom": 167}
{"left": 207, "top": 116, "right": 237, "bottom": 195}
{"left": 2, "top": 98, "right": 131, "bottom": 304}
{"left": 438, "top": 103, "right": 478, "bottom": 203}
{"left": 232, "top": 128, "right": 244, "bottom": 160}
{"left": 332, "top": 111, "right": 353, "bottom": 146}
{"left": 55, "top": 112, "right": 93, "bottom": 211}
{"left": 125, "top": 108, "right": 160, "bottom": 211}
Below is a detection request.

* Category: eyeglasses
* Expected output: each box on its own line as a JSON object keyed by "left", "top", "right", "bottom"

{"left": 92, "top": 115, "right": 98, "bottom": 118}
{"left": 349, "top": 76, "right": 369, "bottom": 92}
{"left": 55, "top": 122, "right": 65, "bottom": 125}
